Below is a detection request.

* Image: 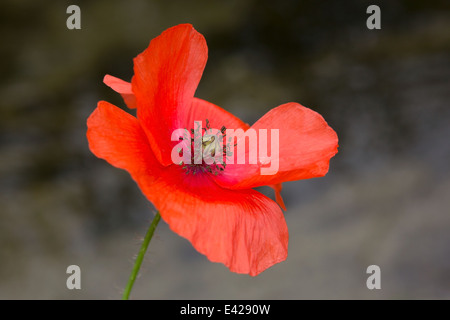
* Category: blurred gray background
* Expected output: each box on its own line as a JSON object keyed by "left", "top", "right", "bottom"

{"left": 1, "top": 0, "right": 449, "bottom": 299}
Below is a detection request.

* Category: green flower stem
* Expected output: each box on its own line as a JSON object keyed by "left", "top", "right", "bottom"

{"left": 122, "top": 211, "right": 161, "bottom": 300}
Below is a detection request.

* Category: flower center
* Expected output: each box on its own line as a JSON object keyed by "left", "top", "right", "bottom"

{"left": 178, "top": 119, "right": 230, "bottom": 175}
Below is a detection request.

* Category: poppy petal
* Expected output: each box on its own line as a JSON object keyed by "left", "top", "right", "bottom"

{"left": 214, "top": 102, "right": 338, "bottom": 189}
{"left": 135, "top": 166, "right": 288, "bottom": 276}
{"left": 103, "top": 75, "right": 137, "bottom": 109}
{"left": 132, "top": 24, "right": 208, "bottom": 166}
{"left": 270, "top": 183, "right": 286, "bottom": 211}
{"left": 87, "top": 100, "right": 159, "bottom": 176}
{"left": 185, "top": 98, "right": 250, "bottom": 131}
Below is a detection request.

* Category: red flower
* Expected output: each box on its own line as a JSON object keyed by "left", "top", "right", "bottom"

{"left": 87, "top": 24, "right": 338, "bottom": 276}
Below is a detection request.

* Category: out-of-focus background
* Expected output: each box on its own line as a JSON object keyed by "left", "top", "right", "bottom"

{"left": 1, "top": 0, "right": 449, "bottom": 299}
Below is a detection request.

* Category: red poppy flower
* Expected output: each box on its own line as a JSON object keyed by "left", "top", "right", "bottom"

{"left": 87, "top": 24, "right": 338, "bottom": 276}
